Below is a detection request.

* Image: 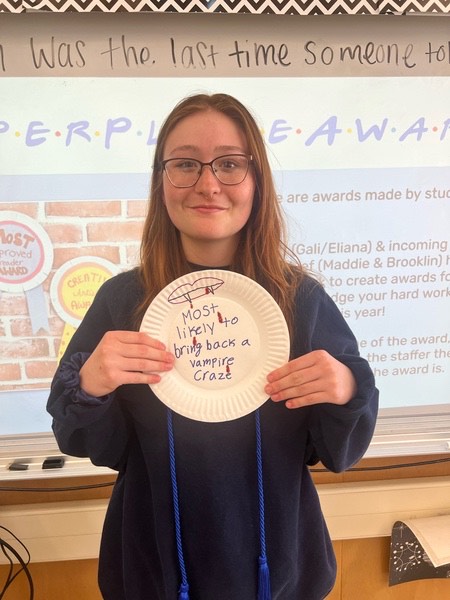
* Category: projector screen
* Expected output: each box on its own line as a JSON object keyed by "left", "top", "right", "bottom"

{"left": 0, "top": 12, "right": 449, "bottom": 456}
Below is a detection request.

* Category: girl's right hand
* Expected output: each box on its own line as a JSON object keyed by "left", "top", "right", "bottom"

{"left": 79, "top": 330, "right": 175, "bottom": 397}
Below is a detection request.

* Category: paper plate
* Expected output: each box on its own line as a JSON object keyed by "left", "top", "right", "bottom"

{"left": 140, "top": 270, "right": 290, "bottom": 422}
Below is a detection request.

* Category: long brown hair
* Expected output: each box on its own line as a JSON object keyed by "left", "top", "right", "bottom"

{"left": 137, "top": 93, "right": 304, "bottom": 334}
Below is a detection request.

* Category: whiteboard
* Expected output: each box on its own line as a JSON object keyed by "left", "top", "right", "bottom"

{"left": 1, "top": 13, "right": 449, "bottom": 459}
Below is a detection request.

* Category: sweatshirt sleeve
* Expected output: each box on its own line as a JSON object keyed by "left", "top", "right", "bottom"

{"left": 297, "top": 280, "right": 379, "bottom": 473}
{"left": 46, "top": 272, "right": 139, "bottom": 470}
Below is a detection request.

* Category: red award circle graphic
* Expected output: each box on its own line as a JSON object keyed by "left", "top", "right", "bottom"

{"left": 0, "top": 211, "right": 53, "bottom": 292}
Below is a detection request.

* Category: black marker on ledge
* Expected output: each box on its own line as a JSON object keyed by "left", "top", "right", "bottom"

{"left": 42, "top": 456, "right": 66, "bottom": 469}
{"left": 8, "top": 460, "right": 30, "bottom": 471}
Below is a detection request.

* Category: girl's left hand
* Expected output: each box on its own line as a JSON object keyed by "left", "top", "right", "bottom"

{"left": 264, "top": 349, "right": 357, "bottom": 410}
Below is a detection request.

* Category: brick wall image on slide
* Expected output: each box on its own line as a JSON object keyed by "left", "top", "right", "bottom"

{"left": 0, "top": 199, "right": 146, "bottom": 395}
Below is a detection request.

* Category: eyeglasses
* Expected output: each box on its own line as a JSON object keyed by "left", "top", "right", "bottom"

{"left": 160, "top": 154, "right": 253, "bottom": 188}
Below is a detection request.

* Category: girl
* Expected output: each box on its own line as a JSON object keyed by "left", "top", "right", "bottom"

{"left": 47, "top": 93, "right": 378, "bottom": 600}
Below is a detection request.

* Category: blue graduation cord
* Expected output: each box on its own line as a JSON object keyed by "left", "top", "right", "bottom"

{"left": 255, "top": 409, "right": 271, "bottom": 600}
{"left": 167, "top": 409, "right": 190, "bottom": 599}
{"left": 167, "top": 407, "right": 271, "bottom": 600}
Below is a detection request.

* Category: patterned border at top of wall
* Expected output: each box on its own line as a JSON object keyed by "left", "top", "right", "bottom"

{"left": 1, "top": 0, "right": 449, "bottom": 15}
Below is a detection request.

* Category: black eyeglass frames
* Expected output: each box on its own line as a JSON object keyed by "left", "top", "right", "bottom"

{"left": 160, "top": 154, "right": 253, "bottom": 188}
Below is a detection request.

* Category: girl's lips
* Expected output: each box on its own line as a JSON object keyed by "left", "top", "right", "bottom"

{"left": 190, "top": 205, "right": 226, "bottom": 213}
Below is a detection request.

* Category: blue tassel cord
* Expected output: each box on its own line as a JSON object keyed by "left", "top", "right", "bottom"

{"left": 256, "top": 410, "right": 272, "bottom": 600}
{"left": 168, "top": 408, "right": 271, "bottom": 600}
{"left": 258, "top": 555, "right": 271, "bottom": 600}
{"left": 178, "top": 582, "right": 190, "bottom": 599}
{"left": 168, "top": 410, "right": 190, "bottom": 600}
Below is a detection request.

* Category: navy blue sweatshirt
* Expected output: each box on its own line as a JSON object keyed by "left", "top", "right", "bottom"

{"left": 47, "top": 269, "right": 378, "bottom": 600}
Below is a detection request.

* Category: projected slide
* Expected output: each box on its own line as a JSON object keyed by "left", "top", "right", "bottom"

{"left": 1, "top": 76, "right": 449, "bottom": 435}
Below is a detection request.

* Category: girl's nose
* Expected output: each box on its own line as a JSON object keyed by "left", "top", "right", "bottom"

{"left": 194, "top": 164, "right": 221, "bottom": 195}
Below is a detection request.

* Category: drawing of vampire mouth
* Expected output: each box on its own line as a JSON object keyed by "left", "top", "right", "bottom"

{"left": 167, "top": 276, "right": 225, "bottom": 306}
